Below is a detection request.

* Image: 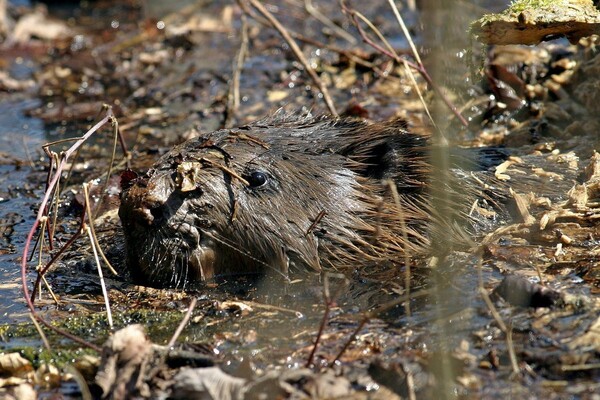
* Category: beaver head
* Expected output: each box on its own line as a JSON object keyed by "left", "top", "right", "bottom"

{"left": 118, "top": 116, "right": 430, "bottom": 288}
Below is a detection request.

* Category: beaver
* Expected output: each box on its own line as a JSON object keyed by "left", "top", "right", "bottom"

{"left": 117, "top": 115, "right": 530, "bottom": 288}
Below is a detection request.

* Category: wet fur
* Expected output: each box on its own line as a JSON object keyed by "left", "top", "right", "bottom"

{"left": 119, "top": 116, "right": 504, "bottom": 287}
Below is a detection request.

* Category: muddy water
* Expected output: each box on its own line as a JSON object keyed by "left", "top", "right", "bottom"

{"left": 0, "top": 96, "right": 45, "bottom": 323}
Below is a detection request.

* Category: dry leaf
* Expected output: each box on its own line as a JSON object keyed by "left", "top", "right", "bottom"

{"left": 11, "top": 5, "right": 72, "bottom": 43}
{"left": 0, "top": 383, "right": 36, "bottom": 400}
{"left": 267, "top": 90, "right": 289, "bottom": 102}
{"left": 171, "top": 367, "right": 246, "bottom": 400}
{"left": 567, "top": 316, "right": 600, "bottom": 351}
{"left": 0, "top": 353, "right": 33, "bottom": 377}
{"left": 95, "top": 324, "right": 152, "bottom": 398}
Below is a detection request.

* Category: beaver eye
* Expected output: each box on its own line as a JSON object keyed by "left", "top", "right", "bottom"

{"left": 245, "top": 170, "right": 268, "bottom": 188}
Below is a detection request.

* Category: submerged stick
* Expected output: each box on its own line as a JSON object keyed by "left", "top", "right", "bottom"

{"left": 167, "top": 297, "right": 198, "bottom": 348}
{"left": 225, "top": 14, "right": 249, "bottom": 128}
{"left": 304, "top": 0, "right": 356, "bottom": 44}
{"left": 306, "top": 272, "right": 345, "bottom": 368}
{"left": 331, "top": 289, "right": 430, "bottom": 365}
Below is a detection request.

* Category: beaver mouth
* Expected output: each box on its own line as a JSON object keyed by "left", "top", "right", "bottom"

{"left": 128, "top": 219, "right": 219, "bottom": 287}
{"left": 168, "top": 221, "right": 201, "bottom": 248}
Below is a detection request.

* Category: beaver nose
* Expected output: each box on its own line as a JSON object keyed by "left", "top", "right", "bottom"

{"left": 130, "top": 198, "right": 169, "bottom": 226}
{"left": 129, "top": 206, "right": 156, "bottom": 225}
{"left": 121, "top": 172, "right": 175, "bottom": 227}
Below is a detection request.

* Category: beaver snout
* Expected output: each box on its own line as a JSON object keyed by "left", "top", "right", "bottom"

{"left": 120, "top": 172, "right": 179, "bottom": 228}
{"left": 128, "top": 206, "right": 156, "bottom": 226}
{"left": 127, "top": 200, "right": 171, "bottom": 227}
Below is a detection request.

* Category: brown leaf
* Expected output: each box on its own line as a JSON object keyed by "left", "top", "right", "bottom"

{"left": 171, "top": 367, "right": 246, "bottom": 400}
{"left": 95, "top": 325, "right": 153, "bottom": 398}
{"left": 0, "top": 353, "right": 33, "bottom": 377}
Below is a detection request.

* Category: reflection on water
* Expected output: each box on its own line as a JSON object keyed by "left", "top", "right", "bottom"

{"left": 0, "top": 97, "right": 46, "bottom": 323}
{"left": 0, "top": 98, "right": 43, "bottom": 159}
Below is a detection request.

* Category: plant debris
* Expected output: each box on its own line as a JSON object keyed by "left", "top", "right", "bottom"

{"left": 472, "top": 0, "right": 600, "bottom": 45}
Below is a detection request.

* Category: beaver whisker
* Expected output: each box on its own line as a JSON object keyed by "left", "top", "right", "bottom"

{"left": 151, "top": 228, "right": 184, "bottom": 284}
{"left": 145, "top": 231, "right": 168, "bottom": 284}
{"left": 203, "top": 230, "right": 291, "bottom": 281}
{"left": 177, "top": 248, "right": 193, "bottom": 289}
{"left": 163, "top": 234, "right": 192, "bottom": 288}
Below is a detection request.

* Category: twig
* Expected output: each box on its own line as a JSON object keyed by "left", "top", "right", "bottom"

{"left": 30, "top": 211, "right": 85, "bottom": 302}
{"left": 40, "top": 274, "right": 59, "bottom": 305}
{"left": 331, "top": 318, "right": 367, "bottom": 365}
{"left": 21, "top": 110, "right": 112, "bottom": 352}
{"left": 479, "top": 286, "right": 507, "bottom": 332}
{"left": 475, "top": 248, "right": 519, "bottom": 375}
{"left": 93, "top": 114, "right": 121, "bottom": 218}
{"left": 225, "top": 14, "right": 249, "bottom": 128}
{"left": 30, "top": 150, "right": 59, "bottom": 256}
{"left": 385, "top": 180, "right": 412, "bottom": 317}
{"left": 331, "top": 288, "right": 430, "bottom": 365}
{"left": 83, "top": 182, "right": 118, "bottom": 276}
{"left": 306, "top": 272, "right": 345, "bottom": 368}
{"left": 304, "top": 0, "right": 356, "bottom": 44}
{"left": 167, "top": 297, "right": 198, "bottom": 348}
{"left": 406, "top": 365, "right": 417, "bottom": 400}
{"left": 292, "top": 32, "right": 376, "bottom": 68}
{"left": 237, "top": 0, "right": 385, "bottom": 75}
{"left": 306, "top": 298, "right": 331, "bottom": 368}
{"left": 199, "top": 157, "right": 250, "bottom": 186}
{"left": 476, "top": 250, "right": 507, "bottom": 332}
{"left": 84, "top": 183, "right": 114, "bottom": 329}
{"left": 243, "top": 0, "right": 338, "bottom": 116}
{"left": 29, "top": 313, "right": 51, "bottom": 351}
{"left": 239, "top": 1, "right": 375, "bottom": 67}
{"left": 64, "top": 365, "right": 93, "bottom": 400}
{"left": 33, "top": 217, "right": 59, "bottom": 304}
{"left": 402, "top": 60, "right": 436, "bottom": 130}
{"left": 47, "top": 139, "right": 82, "bottom": 207}
{"left": 560, "top": 363, "right": 600, "bottom": 372}
{"left": 352, "top": 10, "right": 397, "bottom": 59}
{"left": 505, "top": 320, "right": 520, "bottom": 376}
{"left": 239, "top": 300, "right": 303, "bottom": 317}
{"left": 305, "top": 210, "right": 326, "bottom": 237}
{"left": 387, "top": 0, "right": 421, "bottom": 65}
{"left": 35, "top": 216, "right": 47, "bottom": 273}
{"left": 386, "top": 0, "right": 467, "bottom": 127}
{"left": 115, "top": 121, "right": 131, "bottom": 170}
{"left": 341, "top": 0, "right": 468, "bottom": 127}
{"left": 47, "top": 152, "right": 61, "bottom": 248}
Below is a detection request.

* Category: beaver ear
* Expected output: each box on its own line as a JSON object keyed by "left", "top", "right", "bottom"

{"left": 361, "top": 141, "right": 408, "bottom": 180}
{"left": 347, "top": 132, "right": 428, "bottom": 181}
